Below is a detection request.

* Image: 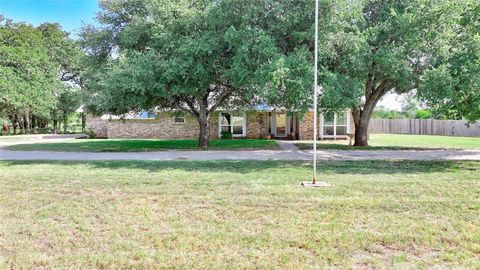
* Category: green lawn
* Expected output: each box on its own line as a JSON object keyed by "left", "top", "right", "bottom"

{"left": 296, "top": 134, "right": 480, "bottom": 150}
{"left": 4, "top": 138, "right": 279, "bottom": 152}
{"left": 0, "top": 160, "right": 479, "bottom": 269}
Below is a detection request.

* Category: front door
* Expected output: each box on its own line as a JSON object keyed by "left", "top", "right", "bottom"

{"left": 275, "top": 113, "right": 287, "bottom": 137}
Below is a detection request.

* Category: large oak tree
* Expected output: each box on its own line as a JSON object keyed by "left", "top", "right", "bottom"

{"left": 80, "top": 0, "right": 336, "bottom": 147}
{"left": 319, "top": 0, "right": 480, "bottom": 146}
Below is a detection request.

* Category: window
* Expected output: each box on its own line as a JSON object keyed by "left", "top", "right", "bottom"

{"left": 174, "top": 116, "right": 185, "bottom": 123}
{"left": 131, "top": 111, "right": 157, "bottom": 119}
{"left": 335, "top": 111, "right": 348, "bottom": 135}
{"left": 219, "top": 112, "right": 246, "bottom": 137}
{"left": 232, "top": 114, "right": 244, "bottom": 135}
{"left": 220, "top": 113, "right": 231, "bottom": 133}
{"left": 321, "top": 111, "right": 350, "bottom": 138}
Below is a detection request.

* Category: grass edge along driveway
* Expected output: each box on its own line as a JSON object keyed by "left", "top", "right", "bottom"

{"left": 0, "top": 160, "right": 479, "bottom": 269}
{"left": 4, "top": 138, "right": 280, "bottom": 152}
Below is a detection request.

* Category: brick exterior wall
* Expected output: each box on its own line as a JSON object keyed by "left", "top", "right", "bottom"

{"left": 85, "top": 112, "right": 268, "bottom": 139}
{"left": 107, "top": 112, "right": 219, "bottom": 139}
{"left": 86, "top": 111, "right": 351, "bottom": 140}
{"left": 246, "top": 112, "right": 268, "bottom": 138}
{"left": 298, "top": 111, "right": 318, "bottom": 140}
{"left": 85, "top": 115, "right": 108, "bottom": 138}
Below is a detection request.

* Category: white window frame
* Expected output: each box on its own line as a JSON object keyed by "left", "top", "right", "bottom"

{"left": 320, "top": 111, "right": 350, "bottom": 139}
{"left": 218, "top": 112, "right": 247, "bottom": 138}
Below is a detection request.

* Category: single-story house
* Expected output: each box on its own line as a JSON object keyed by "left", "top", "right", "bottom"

{"left": 86, "top": 109, "right": 354, "bottom": 140}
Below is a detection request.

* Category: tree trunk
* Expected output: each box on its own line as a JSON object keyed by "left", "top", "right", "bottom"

{"left": 19, "top": 116, "right": 25, "bottom": 134}
{"left": 63, "top": 112, "right": 68, "bottom": 134}
{"left": 23, "top": 114, "right": 30, "bottom": 134}
{"left": 31, "top": 114, "right": 36, "bottom": 129}
{"left": 12, "top": 114, "right": 18, "bottom": 135}
{"left": 197, "top": 112, "right": 210, "bottom": 148}
{"left": 352, "top": 102, "right": 375, "bottom": 147}
{"left": 53, "top": 119, "right": 58, "bottom": 133}
{"left": 81, "top": 113, "right": 86, "bottom": 133}
{"left": 352, "top": 91, "right": 391, "bottom": 146}
{"left": 353, "top": 118, "right": 370, "bottom": 146}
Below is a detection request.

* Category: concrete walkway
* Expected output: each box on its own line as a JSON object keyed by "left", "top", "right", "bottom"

{"left": 1, "top": 148, "right": 480, "bottom": 161}
{"left": 276, "top": 140, "right": 300, "bottom": 151}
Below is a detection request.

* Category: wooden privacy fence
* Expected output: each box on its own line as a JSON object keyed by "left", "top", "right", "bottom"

{"left": 368, "top": 119, "right": 480, "bottom": 137}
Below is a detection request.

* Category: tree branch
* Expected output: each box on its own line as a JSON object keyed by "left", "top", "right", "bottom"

{"left": 184, "top": 98, "right": 199, "bottom": 117}
{"left": 208, "top": 86, "right": 235, "bottom": 112}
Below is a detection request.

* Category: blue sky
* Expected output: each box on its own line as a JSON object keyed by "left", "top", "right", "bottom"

{"left": 0, "top": 0, "right": 99, "bottom": 37}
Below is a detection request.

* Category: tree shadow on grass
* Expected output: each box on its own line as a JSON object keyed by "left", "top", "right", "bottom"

{"left": 1, "top": 160, "right": 477, "bottom": 175}
{"left": 4, "top": 139, "right": 280, "bottom": 152}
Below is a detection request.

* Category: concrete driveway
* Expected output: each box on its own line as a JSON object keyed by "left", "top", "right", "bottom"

{"left": 1, "top": 148, "right": 480, "bottom": 161}
{"left": 1, "top": 135, "right": 479, "bottom": 161}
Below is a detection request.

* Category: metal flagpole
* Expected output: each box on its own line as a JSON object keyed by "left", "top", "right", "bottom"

{"left": 302, "top": 0, "right": 330, "bottom": 188}
{"left": 312, "top": 0, "right": 319, "bottom": 184}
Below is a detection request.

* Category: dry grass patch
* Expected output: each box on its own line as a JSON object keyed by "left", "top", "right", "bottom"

{"left": 0, "top": 160, "right": 479, "bottom": 269}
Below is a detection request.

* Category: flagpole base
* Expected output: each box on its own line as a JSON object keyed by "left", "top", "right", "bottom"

{"left": 301, "top": 181, "right": 331, "bottom": 188}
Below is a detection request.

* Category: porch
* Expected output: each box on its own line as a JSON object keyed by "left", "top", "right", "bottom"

{"left": 217, "top": 110, "right": 353, "bottom": 140}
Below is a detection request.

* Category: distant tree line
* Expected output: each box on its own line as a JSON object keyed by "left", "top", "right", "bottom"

{"left": 0, "top": 17, "right": 82, "bottom": 134}
{"left": 373, "top": 93, "right": 473, "bottom": 120}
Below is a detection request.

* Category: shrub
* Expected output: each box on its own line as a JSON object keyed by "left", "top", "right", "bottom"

{"left": 85, "top": 129, "right": 96, "bottom": 138}
{"left": 34, "top": 128, "right": 53, "bottom": 134}
{"left": 221, "top": 131, "right": 233, "bottom": 139}
{"left": 415, "top": 109, "right": 433, "bottom": 119}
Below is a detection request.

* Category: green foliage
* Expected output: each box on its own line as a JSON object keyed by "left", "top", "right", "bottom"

{"left": 50, "top": 86, "right": 82, "bottom": 132}
{"left": 417, "top": 3, "right": 480, "bottom": 121}
{"left": 79, "top": 0, "right": 479, "bottom": 146}
{"left": 373, "top": 108, "right": 408, "bottom": 119}
{"left": 319, "top": 0, "right": 433, "bottom": 110}
{"left": 415, "top": 109, "right": 432, "bottom": 119}
{"left": 85, "top": 129, "right": 97, "bottom": 139}
{"left": 80, "top": 0, "right": 342, "bottom": 146}
{"left": 0, "top": 20, "right": 58, "bottom": 116}
{"left": 0, "top": 18, "right": 82, "bottom": 132}
{"left": 220, "top": 131, "right": 233, "bottom": 140}
{"left": 313, "top": 0, "right": 480, "bottom": 145}
{"left": 80, "top": 0, "right": 329, "bottom": 118}
{"left": 373, "top": 107, "right": 434, "bottom": 120}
